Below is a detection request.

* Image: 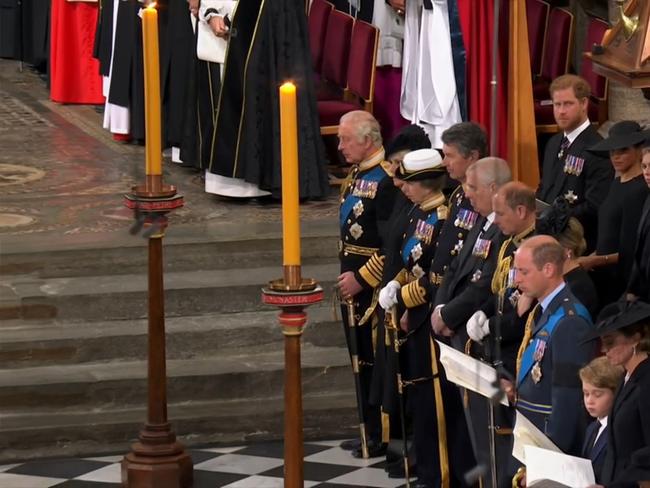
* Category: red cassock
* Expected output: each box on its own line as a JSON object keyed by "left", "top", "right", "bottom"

{"left": 50, "top": 0, "right": 104, "bottom": 104}
{"left": 457, "top": 0, "right": 508, "bottom": 158}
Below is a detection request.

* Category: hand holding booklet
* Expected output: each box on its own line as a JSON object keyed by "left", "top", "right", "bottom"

{"left": 435, "top": 340, "right": 507, "bottom": 406}
{"left": 525, "top": 445, "right": 596, "bottom": 488}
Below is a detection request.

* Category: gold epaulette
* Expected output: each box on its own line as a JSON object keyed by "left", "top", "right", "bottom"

{"left": 401, "top": 280, "right": 428, "bottom": 308}
{"left": 358, "top": 252, "right": 385, "bottom": 288}
{"left": 380, "top": 159, "right": 393, "bottom": 177}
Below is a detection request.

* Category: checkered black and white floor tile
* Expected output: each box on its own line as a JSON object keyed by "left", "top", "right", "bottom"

{"left": 0, "top": 440, "right": 410, "bottom": 487}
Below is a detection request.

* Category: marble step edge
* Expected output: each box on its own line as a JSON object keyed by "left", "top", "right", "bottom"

{"left": 0, "top": 344, "right": 351, "bottom": 389}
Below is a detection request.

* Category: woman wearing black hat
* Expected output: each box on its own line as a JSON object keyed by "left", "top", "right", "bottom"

{"left": 537, "top": 198, "right": 600, "bottom": 318}
{"left": 585, "top": 301, "right": 650, "bottom": 488}
{"left": 580, "top": 121, "right": 649, "bottom": 305}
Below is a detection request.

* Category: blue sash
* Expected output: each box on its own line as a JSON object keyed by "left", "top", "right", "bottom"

{"left": 517, "top": 302, "right": 590, "bottom": 385}
{"left": 339, "top": 166, "right": 386, "bottom": 227}
{"left": 401, "top": 212, "right": 440, "bottom": 265}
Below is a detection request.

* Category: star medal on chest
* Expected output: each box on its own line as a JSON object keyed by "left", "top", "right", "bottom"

{"left": 352, "top": 178, "right": 378, "bottom": 199}
{"left": 531, "top": 339, "right": 546, "bottom": 384}
{"left": 563, "top": 154, "right": 585, "bottom": 176}
{"left": 412, "top": 264, "right": 425, "bottom": 279}
{"left": 452, "top": 239, "right": 464, "bottom": 255}
{"left": 564, "top": 189, "right": 578, "bottom": 204}
{"left": 410, "top": 242, "right": 423, "bottom": 262}
{"left": 414, "top": 219, "right": 434, "bottom": 245}
{"left": 349, "top": 223, "right": 364, "bottom": 240}
{"left": 472, "top": 237, "right": 491, "bottom": 259}
{"left": 454, "top": 208, "right": 478, "bottom": 231}
{"left": 353, "top": 200, "right": 364, "bottom": 218}
{"left": 471, "top": 269, "right": 482, "bottom": 283}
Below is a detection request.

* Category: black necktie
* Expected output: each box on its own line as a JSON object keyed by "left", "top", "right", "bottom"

{"left": 557, "top": 136, "right": 570, "bottom": 160}
{"left": 423, "top": 0, "right": 433, "bottom": 9}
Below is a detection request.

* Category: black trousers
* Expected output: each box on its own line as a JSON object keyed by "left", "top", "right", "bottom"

{"left": 340, "top": 290, "right": 381, "bottom": 442}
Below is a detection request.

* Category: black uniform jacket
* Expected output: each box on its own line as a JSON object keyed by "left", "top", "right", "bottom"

{"left": 516, "top": 286, "right": 595, "bottom": 455}
{"left": 435, "top": 215, "right": 505, "bottom": 343}
{"left": 601, "top": 357, "right": 650, "bottom": 487}
{"left": 628, "top": 195, "right": 650, "bottom": 303}
{"left": 537, "top": 124, "right": 612, "bottom": 250}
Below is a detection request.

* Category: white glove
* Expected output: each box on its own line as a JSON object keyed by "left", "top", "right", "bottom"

{"left": 379, "top": 280, "right": 401, "bottom": 310}
{"left": 466, "top": 310, "right": 490, "bottom": 342}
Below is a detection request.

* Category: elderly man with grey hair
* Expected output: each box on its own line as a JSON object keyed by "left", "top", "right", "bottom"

{"left": 432, "top": 157, "right": 512, "bottom": 342}
{"left": 337, "top": 110, "right": 399, "bottom": 458}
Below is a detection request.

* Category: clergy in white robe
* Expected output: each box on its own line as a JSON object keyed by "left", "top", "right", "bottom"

{"left": 400, "top": 0, "right": 461, "bottom": 148}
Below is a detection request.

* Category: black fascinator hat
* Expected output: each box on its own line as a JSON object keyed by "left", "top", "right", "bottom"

{"left": 536, "top": 197, "right": 571, "bottom": 237}
{"left": 385, "top": 124, "right": 432, "bottom": 159}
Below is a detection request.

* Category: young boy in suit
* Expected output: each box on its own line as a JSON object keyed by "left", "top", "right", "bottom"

{"left": 579, "top": 356, "right": 624, "bottom": 483}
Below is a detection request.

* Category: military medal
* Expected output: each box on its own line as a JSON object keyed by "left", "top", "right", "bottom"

{"left": 414, "top": 219, "right": 434, "bottom": 245}
{"left": 410, "top": 242, "right": 423, "bottom": 262}
{"left": 471, "top": 269, "right": 482, "bottom": 283}
{"left": 563, "top": 155, "right": 585, "bottom": 176}
{"left": 564, "top": 189, "right": 578, "bottom": 204}
{"left": 412, "top": 264, "right": 425, "bottom": 279}
{"left": 349, "top": 223, "right": 364, "bottom": 240}
{"left": 455, "top": 209, "right": 478, "bottom": 230}
{"left": 471, "top": 237, "right": 491, "bottom": 258}
{"left": 352, "top": 179, "right": 378, "bottom": 199}
{"left": 531, "top": 362, "right": 543, "bottom": 384}
{"left": 531, "top": 339, "right": 546, "bottom": 383}
{"left": 353, "top": 200, "right": 364, "bottom": 218}
{"left": 508, "top": 289, "right": 521, "bottom": 307}
{"left": 453, "top": 239, "right": 464, "bottom": 254}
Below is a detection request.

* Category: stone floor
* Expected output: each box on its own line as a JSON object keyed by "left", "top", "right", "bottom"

{"left": 0, "top": 439, "right": 411, "bottom": 488}
{"left": 0, "top": 59, "right": 338, "bottom": 243}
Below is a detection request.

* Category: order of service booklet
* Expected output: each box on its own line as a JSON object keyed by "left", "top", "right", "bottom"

{"left": 525, "top": 445, "right": 596, "bottom": 488}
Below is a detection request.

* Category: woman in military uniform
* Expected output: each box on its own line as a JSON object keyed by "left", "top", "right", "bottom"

{"left": 378, "top": 149, "right": 474, "bottom": 488}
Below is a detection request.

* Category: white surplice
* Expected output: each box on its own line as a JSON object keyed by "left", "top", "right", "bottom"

{"left": 400, "top": 0, "right": 461, "bottom": 148}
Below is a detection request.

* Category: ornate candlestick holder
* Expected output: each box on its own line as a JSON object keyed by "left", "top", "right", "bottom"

{"left": 121, "top": 175, "right": 192, "bottom": 488}
{"left": 262, "top": 265, "right": 323, "bottom": 488}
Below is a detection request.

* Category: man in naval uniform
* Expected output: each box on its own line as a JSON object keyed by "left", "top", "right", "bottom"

{"left": 537, "top": 74, "right": 612, "bottom": 252}
{"left": 337, "top": 111, "right": 399, "bottom": 458}
{"left": 431, "top": 157, "right": 511, "bottom": 349}
{"left": 464, "top": 181, "right": 537, "bottom": 488}
{"left": 508, "top": 235, "right": 595, "bottom": 455}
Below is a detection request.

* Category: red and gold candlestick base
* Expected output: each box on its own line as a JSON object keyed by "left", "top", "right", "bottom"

{"left": 262, "top": 266, "right": 323, "bottom": 488}
{"left": 122, "top": 175, "right": 192, "bottom": 488}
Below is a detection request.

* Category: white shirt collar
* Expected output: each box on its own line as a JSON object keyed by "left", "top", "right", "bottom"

{"left": 483, "top": 212, "right": 496, "bottom": 231}
{"left": 564, "top": 118, "right": 591, "bottom": 145}
{"left": 540, "top": 282, "right": 566, "bottom": 311}
{"left": 597, "top": 416, "right": 608, "bottom": 429}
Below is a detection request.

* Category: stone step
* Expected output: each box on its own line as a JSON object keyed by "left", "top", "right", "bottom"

{"left": 0, "top": 220, "right": 340, "bottom": 278}
{"left": 0, "top": 307, "right": 346, "bottom": 368}
{"left": 0, "top": 345, "right": 353, "bottom": 413}
{"left": 0, "top": 263, "right": 340, "bottom": 321}
{"left": 0, "top": 391, "right": 358, "bottom": 463}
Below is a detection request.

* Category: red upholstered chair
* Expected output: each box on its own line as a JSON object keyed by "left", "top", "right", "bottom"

{"left": 316, "top": 10, "right": 354, "bottom": 101}
{"left": 308, "top": 0, "right": 333, "bottom": 73}
{"left": 581, "top": 17, "right": 609, "bottom": 126}
{"left": 535, "top": 15, "right": 609, "bottom": 133}
{"left": 526, "top": 0, "right": 550, "bottom": 77}
{"left": 319, "top": 20, "right": 379, "bottom": 135}
{"left": 532, "top": 7, "right": 574, "bottom": 101}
